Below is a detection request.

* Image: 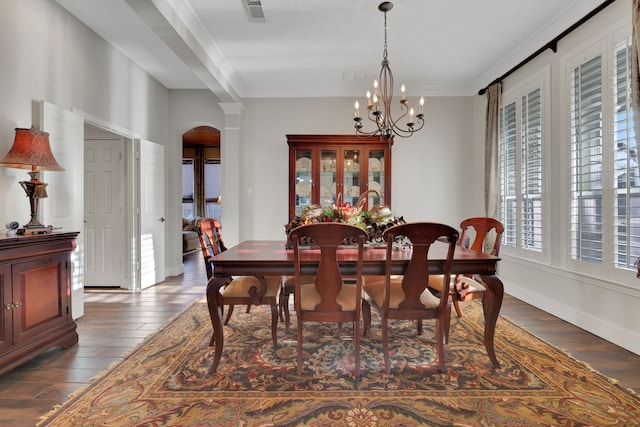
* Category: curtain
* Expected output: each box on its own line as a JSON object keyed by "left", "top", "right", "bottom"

{"left": 484, "top": 82, "right": 502, "bottom": 219}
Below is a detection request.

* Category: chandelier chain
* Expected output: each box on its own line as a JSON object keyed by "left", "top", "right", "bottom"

{"left": 383, "top": 10, "right": 388, "bottom": 61}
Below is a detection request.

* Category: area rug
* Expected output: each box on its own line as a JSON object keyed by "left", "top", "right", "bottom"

{"left": 39, "top": 300, "right": 640, "bottom": 426}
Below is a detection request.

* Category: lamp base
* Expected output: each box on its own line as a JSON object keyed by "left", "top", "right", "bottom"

{"left": 17, "top": 226, "right": 53, "bottom": 236}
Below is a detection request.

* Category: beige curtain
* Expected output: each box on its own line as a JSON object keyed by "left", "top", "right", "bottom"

{"left": 484, "top": 82, "right": 502, "bottom": 219}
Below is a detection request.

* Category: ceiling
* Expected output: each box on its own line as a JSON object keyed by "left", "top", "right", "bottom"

{"left": 54, "top": 0, "right": 608, "bottom": 101}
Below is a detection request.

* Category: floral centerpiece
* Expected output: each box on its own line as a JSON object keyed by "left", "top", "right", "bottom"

{"left": 285, "top": 190, "right": 405, "bottom": 247}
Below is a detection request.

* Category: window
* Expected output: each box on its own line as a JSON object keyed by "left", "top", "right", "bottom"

{"left": 205, "top": 159, "right": 221, "bottom": 220}
{"left": 182, "top": 159, "right": 195, "bottom": 219}
{"left": 499, "top": 81, "right": 544, "bottom": 253}
{"left": 568, "top": 34, "right": 639, "bottom": 273}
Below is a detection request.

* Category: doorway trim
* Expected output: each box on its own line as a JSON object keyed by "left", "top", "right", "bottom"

{"left": 73, "top": 108, "right": 141, "bottom": 291}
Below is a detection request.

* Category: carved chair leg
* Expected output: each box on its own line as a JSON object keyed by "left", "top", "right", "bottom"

{"left": 382, "top": 319, "right": 391, "bottom": 374}
{"left": 362, "top": 300, "right": 371, "bottom": 336}
{"left": 270, "top": 304, "right": 279, "bottom": 349}
{"left": 436, "top": 319, "right": 446, "bottom": 372}
{"left": 296, "top": 318, "right": 304, "bottom": 375}
{"left": 223, "top": 305, "right": 234, "bottom": 325}
{"left": 444, "top": 305, "right": 452, "bottom": 344}
{"left": 354, "top": 316, "right": 361, "bottom": 377}
{"left": 453, "top": 300, "right": 463, "bottom": 317}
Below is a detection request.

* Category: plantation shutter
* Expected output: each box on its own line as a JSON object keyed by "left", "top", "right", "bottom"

{"left": 500, "top": 101, "right": 517, "bottom": 247}
{"left": 570, "top": 55, "right": 603, "bottom": 263}
{"left": 521, "top": 88, "right": 543, "bottom": 251}
{"left": 613, "top": 40, "right": 640, "bottom": 269}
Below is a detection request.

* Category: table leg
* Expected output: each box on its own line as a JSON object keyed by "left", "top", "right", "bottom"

{"left": 478, "top": 274, "right": 504, "bottom": 369}
{"left": 206, "top": 275, "right": 229, "bottom": 373}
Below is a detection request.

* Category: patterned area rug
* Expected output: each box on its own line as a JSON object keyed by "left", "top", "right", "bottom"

{"left": 39, "top": 300, "right": 640, "bottom": 426}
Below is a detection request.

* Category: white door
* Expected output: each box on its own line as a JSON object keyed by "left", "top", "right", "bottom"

{"left": 84, "top": 138, "right": 126, "bottom": 287}
{"left": 37, "top": 101, "right": 85, "bottom": 319}
{"left": 139, "top": 139, "right": 165, "bottom": 289}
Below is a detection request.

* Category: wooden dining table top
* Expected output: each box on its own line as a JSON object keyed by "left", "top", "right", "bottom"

{"left": 209, "top": 239, "right": 500, "bottom": 277}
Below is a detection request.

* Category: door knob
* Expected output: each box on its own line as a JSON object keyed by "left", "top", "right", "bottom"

{"left": 159, "top": 217, "right": 166, "bottom": 222}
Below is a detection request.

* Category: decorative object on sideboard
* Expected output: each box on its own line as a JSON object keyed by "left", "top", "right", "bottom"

{"left": 353, "top": 2, "right": 425, "bottom": 140}
{"left": 285, "top": 190, "right": 406, "bottom": 248}
{"left": 0, "top": 128, "right": 64, "bottom": 234}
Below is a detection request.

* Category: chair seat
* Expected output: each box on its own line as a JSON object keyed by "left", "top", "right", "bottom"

{"left": 299, "top": 282, "right": 361, "bottom": 311}
{"left": 428, "top": 274, "right": 486, "bottom": 295}
{"left": 364, "top": 279, "right": 440, "bottom": 309}
{"left": 283, "top": 275, "right": 315, "bottom": 288}
{"left": 221, "top": 275, "right": 282, "bottom": 298}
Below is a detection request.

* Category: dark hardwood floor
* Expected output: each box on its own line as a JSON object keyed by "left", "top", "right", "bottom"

{"left": 0, "top": 252, "right": 638, "bottom": 426}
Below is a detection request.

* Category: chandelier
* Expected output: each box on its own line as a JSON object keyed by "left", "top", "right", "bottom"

{"left": 353, "top": 2, "right": 425, "bottom": 139}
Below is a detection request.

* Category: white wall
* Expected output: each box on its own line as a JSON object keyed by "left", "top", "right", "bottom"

{"left": 237, "top": 96, "right": 476, "bottom": 241}
{"left": 0, "top": 1, "right": 169, "bottom": 278}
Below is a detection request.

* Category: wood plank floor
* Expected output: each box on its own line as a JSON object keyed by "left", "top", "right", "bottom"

{"left": 0, "top": 251, "right": 638, "bottom": 426}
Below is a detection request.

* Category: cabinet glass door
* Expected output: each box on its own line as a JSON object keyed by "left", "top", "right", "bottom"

{"left": 294, "top": 149, "right": 312, "bottom": 216}
{"left": 319, "top": 150, "right": 337, "bottom": 206}
{"left": 368, "top": 149, "right": 385, "bottom": 207}
{"left": 343, "top": 149, "right": 361, "bottom": 207}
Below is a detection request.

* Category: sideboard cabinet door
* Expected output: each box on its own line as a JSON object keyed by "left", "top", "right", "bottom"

{"left": 11, "top": 254, "right": 70, "bottom": 346}
{"left": 287, "top": 134, "right": 393, "bottom": 221}
{"left": 0, "top": 264, "right": 10, "bottom": 354}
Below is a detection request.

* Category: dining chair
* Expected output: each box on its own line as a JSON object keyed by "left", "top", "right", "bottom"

{"left": 289, "top": 222, "right": 368, "bottom": 376}
{"left": 362, "top": 222, "right": 458, "bottom": 373}
{"left": 427, "top": 216, "right": 503, "bottom": 344}
{"left": 198, "top": 218, "right": 282, "bottom": 351}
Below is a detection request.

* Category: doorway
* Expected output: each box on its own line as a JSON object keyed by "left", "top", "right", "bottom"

{"left": 83, "top": 124, "right": 127, "bottom": 288}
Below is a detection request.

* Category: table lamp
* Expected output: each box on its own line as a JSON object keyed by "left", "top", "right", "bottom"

{"left": 0, "top": 128, "right": 64, "bottom": 230}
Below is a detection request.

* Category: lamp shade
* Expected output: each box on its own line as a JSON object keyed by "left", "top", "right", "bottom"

{"left": 0, "top": 128, "right": 64, "bottom": 171}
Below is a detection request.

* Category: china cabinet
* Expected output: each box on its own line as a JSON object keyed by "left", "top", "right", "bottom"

{"left": 0, "top": 232, "right": 79, "bottom": 375}
{"left": 287, "top": 134, "right": 392, "bottom": 220}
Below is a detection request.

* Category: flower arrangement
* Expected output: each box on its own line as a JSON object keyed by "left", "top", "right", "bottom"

{"left": 285, "top": 190, "right": 405, "bottom": 247}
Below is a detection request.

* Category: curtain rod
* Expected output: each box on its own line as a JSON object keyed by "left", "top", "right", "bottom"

{"left": 478, "top": 0, "right": 617, "bottom": 95}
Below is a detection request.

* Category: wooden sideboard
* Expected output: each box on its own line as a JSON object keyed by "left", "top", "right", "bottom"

{"left": 0, "top": 231, "right": 79, "bottom": 376}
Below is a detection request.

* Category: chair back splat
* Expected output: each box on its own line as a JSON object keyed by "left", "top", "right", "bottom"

{"left": 459, "top": 216, "right": 503, "bottom": 256}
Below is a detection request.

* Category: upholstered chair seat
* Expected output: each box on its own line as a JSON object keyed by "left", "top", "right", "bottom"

{"left": 299, "top": 282, "right": 360, "bottom": 311}
{"left": 221, "top": 275, "right": 282, "bottom": 298}
{"left": 363, "top": 279, "right": 440, "bottom": 309}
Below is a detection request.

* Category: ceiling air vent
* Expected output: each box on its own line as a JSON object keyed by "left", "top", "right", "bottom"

{"left": 242, "top": 0, "right": 266, "bottom": 23}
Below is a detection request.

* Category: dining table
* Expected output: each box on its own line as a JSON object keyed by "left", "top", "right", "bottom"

{"left": 205, "top": 240, "right": 504, "bottom": 372}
